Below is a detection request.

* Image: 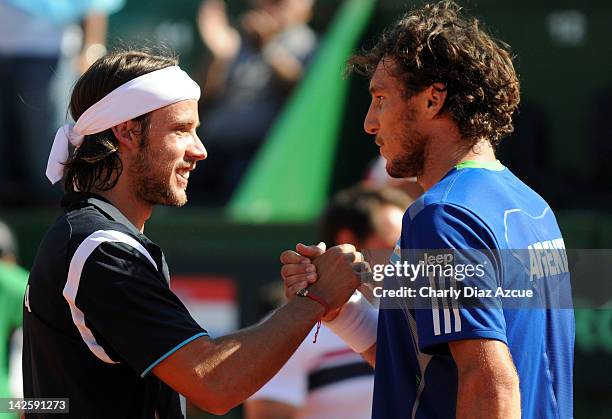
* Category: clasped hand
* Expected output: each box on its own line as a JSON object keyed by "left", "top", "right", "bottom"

{"left": 279, "top": 243, "right": 370, "bottom": 320}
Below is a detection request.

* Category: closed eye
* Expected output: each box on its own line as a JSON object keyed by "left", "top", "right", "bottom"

{"left": 173, "top": 123, "right": 196, "bottom": 133}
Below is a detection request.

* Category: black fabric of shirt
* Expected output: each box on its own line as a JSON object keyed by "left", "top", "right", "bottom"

{"left": 23, "top": 193, "right": 207, "bottom": 419}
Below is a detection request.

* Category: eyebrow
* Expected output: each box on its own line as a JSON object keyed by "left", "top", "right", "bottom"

{"left": 172, "top": 120, "right": 200, "bottom": 128}
{"left": 369, "top": 84, "right": 384, "bottom": 94}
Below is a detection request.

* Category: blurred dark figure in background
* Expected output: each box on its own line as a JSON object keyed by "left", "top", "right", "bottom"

{"left": 0, "top": 1, "right": 61, "bottom": 205}
{"left": 0, "top": 220, "right": 28, "bottom": 405}
{"left": 496, "top": 102, "right": 552, "bottom": 203}
{"left": 0, "top": 0, "right": 122, "bottom": 206}
{"left": 586, "top": 88, "right": 612, "bottom": 209}
{"left": 193, "top": 0, "right": 317, "bottom": 204}
{"left": 497, "top": 101, "right": 550, "bottom": 197}
{"left": 246, "top": 185, "right": 411, "bottom": 419}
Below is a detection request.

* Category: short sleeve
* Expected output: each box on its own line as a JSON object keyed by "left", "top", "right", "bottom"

{"left": 249, "top": 329, "right": 312, "bottom": 407}
{"left": 403, "top": 203, "right": 507, "bottom": 354}
{"left": 72, "top": 240, "right": 207, "bottom": 376}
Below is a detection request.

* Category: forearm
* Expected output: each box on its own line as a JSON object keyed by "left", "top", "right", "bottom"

{"left": 201, "top": 297, "right": 323, "bottom": 412}
{"left": 157, "top": 244, "right": 362, "bottom": 414}
{"left": 263, "top": 46, "right": 303, "bottom": 85}
{"left": 82, "top": 12, "right": 107, "bottom": 49}
{"left": 456, "top": 368, "right": 520, "bottom": 419}
{"left": 324, "top": 296, "right": 378, "bottom": 366}
{"left": 201, "top": 56, "right": 233, "bottom": 100}
{"left": 80, "top": 13, "right": 108, "bottom": 71}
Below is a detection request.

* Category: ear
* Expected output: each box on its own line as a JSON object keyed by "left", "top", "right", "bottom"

{"left": 335, "top": 228, "right": 360, "bottom": 249}
{"left": 424, "top": 82, "right": 447, "bottom": 118}
{"left": 111, "top": 119, "right": 141, "bottom": 151}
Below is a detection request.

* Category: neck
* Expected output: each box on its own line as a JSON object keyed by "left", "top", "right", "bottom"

{"left": 93, "top": 179, "right": 152, "bottom": 233}
{"left": 418, "top": 130, "right": 497, "bottom": 191}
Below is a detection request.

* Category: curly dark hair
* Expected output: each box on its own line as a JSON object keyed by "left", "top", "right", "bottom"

{"left": 348, "top": 0, "right": 520, "bottom": 147}
{"left": 63, "top": 50, "right": 178, "bottom": 193}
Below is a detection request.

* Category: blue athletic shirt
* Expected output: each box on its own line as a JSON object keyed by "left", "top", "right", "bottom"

{"left": 372, "top": 161, "right": 574, "bottom": 419}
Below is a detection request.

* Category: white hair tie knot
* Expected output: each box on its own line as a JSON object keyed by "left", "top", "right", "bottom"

{"left": 46, "top": 123, "right": 83, "bottom": 184}
{"left": 66, "top": 123, "right": 85, "bottom": 148}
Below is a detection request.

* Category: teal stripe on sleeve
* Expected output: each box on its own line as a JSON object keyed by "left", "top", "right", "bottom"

{"left": 141, "top": 332, "right": 208, "bottom": 377}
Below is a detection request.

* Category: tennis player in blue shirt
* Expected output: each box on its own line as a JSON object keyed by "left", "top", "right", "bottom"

{"left": 280, "top": 2, "right": 574, "bottom": 418}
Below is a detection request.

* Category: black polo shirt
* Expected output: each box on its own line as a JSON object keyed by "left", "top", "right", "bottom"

{"left": 23, "top": 193, "right": 208, "bottom": 419}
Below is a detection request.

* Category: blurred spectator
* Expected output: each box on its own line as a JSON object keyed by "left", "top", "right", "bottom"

{"left": 0, "top": 220, "right": 28, "bottom": 409}
{"left": 0, "top": 0, "right": 124, "bottom": 206}
{"left": 51, "top": 11, "right": 113, "bottom": 127}
{"left": 245, "top": 185, "right": 411, "bottom": 419}
{"left": 0, "top": 220, "right": 17, "bottom": 264}
{"left": 193, "top": 0, "right": 317, "bottom": 204}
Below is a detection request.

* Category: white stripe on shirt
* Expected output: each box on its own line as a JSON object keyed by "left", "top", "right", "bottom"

{"left": 63, "top": 230, "right": 156, "bottom": 364}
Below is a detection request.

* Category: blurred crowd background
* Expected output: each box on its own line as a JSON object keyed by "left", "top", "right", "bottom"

{"left": 0, "top": 0, "right": 610, "bottom": 418}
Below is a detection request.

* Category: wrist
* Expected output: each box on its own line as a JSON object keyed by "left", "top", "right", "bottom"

{"left": 324, "top": 295, "right": 378, "bottom": 353}
{"left": 295, "top": 288, "right": 330, "bottom": 343}
{"left": 292, "top": 293, "right": 326, "bottom": 319}
{"left": 296, "top": 288, "right": 329, "bottom": 317}
{"left": 322, "top": 307, "right": 341, "bottom": 322}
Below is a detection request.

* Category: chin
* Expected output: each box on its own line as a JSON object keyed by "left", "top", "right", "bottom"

{"left": 150, "top": 187, "right": 188, "bottom": 208}
{"left": 165, "top": 179, "right": 188, "bottom": 206}
{"left": 169, "top": 189, "right": 188, "bottom": 207}
{"left": 387, "top": 155, "right": 423, "bottom": 179}
{"left": 386, "top": 162, "right": 410, "bottom": 179}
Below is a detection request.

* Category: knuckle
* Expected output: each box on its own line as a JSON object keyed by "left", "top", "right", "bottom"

{"left": 340, "top": 243, "right": 356, "bottom": 253}
{"left": 289, "top": 251, "right": 302, "bottom": 261}
{"left": 280, "top": 250, "right": 292, "bottom": 263}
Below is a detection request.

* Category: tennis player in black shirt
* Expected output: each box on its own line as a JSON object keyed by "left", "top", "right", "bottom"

{"left": 23, "top": 50, "right": 363, "bottom": 418}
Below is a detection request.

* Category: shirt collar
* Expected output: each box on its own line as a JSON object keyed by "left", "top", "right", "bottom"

{"left": 62, "top": 192, "right": 142, "bottom": 237}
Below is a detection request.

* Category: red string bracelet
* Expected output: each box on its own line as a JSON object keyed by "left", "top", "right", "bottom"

{"left": 296, "top": 288, "right": 330, "bottom": 343}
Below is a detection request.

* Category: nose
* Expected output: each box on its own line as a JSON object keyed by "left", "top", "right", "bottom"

{"left": 188, "top": 132, "right": 207, "bottom": 161}
{"left": 364, "top": 102, "right": 379, "bottom": 135}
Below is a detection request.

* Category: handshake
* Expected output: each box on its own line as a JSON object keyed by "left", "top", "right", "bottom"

{"left": 279, "top": 243, "right": 371, "bottom": 321}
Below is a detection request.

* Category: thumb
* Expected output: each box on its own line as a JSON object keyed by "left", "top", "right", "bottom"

{"left": 296, "top": 242, "right": 326, "bottom": 258}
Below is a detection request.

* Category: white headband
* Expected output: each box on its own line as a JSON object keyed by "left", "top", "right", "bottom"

{"left": 46, "top": 65, "right": 201, "bottom": 184}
